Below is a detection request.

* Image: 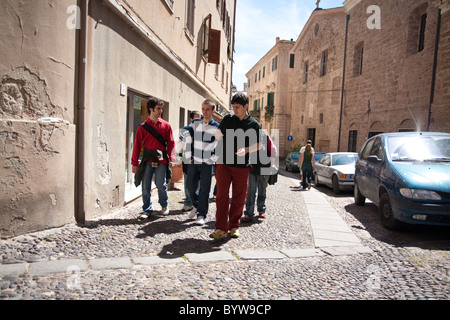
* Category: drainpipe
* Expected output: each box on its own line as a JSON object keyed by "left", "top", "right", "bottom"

{"left": 427, "top": 9, "right": 441, "bottom": 132}
{"left": 230, "top": 0, "right": 237, "bottom": 104}
{"left": 338, "top": 15, "right": 350, "bottom": 152}
{"left": 75, "top": 0, "right": 88, "bottom": 224}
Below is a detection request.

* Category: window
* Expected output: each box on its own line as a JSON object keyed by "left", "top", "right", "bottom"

{"left": 202, "top": 14, "right": 221, "bottom": 64}
{"left": 418, "top": 14, "right": 427, "bottom": 52}
{"left": 267, "top": 92, "right": 275, "bottom": 107}
{"left": 263, "top": 67, "right": 265, "bottom": 78}
{"left": 163, "top": 0, "right": 174, "bottom": 12}
{"left": 179, "top": 107, "right": 186, "bottom": 129}
{"left": 360, "top": 138, "right": 375, "bottom": 160}
{"left": 354, "top": 42, "right": 364, "bottom": 76}
{"left": 370, "top": 137, "right": 384, "bottom": 160}
{"left": 272, "top": 56, "right": 278, "bottom": 71}
{"left": 406, "top": 4, "right": 428, "bottom": 55}
{"left": 320, "top": 50, "right": 328, "bottom": 77}
{"left": 304, "top": 61, "right": 309, "bottom": 84}
{"left": 290, "top": 54, "right": 295, "bottom": 68}
{"left": 348, "top": 130, "right": 358, "bottom": 152}
{"left": 202, "top": 14, "right": 211, "bottom": 56}
{"left": 185, "top": 0, "right": 195, "bottom": 40}
{"left": 221, "top": 63, "right": 225, "bottom": 86}
{"left": 259, "top": 70, "right": 261, "bottom": 81}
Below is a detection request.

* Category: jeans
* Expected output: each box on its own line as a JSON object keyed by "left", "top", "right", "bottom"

{"left": 245, "top": 172, "right": 269, "bottom": 217}
{"left": 142, "top": 163, "right": 168, "bottom": 212}
{"left": 183, "top": 173, "right": 193, "bottom": 207}
{"left": 187, "top": 163, "right": 213, "bottom": 218}
{"left": 301, "top": 164, "right": 313, "bottom": 189}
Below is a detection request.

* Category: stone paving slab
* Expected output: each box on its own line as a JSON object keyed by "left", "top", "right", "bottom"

{"left": 280, "top": 248, "right": 326, "bottom": 258}
{"left": 133, "top": 256, "right": 186, "bottom": 265}
{"left": 234, "top": 249, "right": 286, "bottom": 260}
{"left": 313, "top": 230, "right": 361, "bottom": 243}
{"left": 184, "top": 251, "right": 237, "bottom": 263}
{"left": 89, "top": 257, "right": 133, "bottom": 270}
{"left": 0, "top": 263, "right": 27, "bottom": 276}
{"left": 28, "top": 259, "right": 88, "bottom": 275}
{"left": 321, "top": 246, "right": 374, "bottom": 256}
{"left": 302, "top": 188, "right": 362, "bottom": 248}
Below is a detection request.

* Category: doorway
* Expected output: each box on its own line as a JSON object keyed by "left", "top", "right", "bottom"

{"left": 124, "top": 91, "right": 170, "bottom": 202}
{"left": 307, "top": 128, "right": 316, "bottom": 148}
{"left": 125, "top": 91, "right": 149, "bottom": 202}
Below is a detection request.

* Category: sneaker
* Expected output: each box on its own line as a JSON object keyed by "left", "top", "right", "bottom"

{"left": 188, "top": 207, "right": 197, "bottom": 219}
{"left": 161, "top": 207, "right": 169, "bottom": 215}
{"left": 195, "top": 216, "right": 206, "bottom": 225}
{"left": 258, "top": 212, "right": 266, "bottom": 219}
{"left": 138, "top": 211, "right": 151, "bottom": 221}
{"left": 182, "top": 205, "right": 193, "bottom": 212}
{"left": 307, "top": 182, "right": 311, "bottom": 190}
{"left": 241, "top": 215, "right": 253, "bottom": 223}
{"left": 230, "top": 228, "right": 240, "bottom": 239}
{"left": 210, "top": 229, "right": 227, "bottom": 239}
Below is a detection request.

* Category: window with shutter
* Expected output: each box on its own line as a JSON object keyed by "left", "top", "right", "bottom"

{"left": 186, "top": 0, "right": 195, "bottom": 40}
{"left": 208, "top": 29, "right": 221, "bottom": 64}
{"left": 267, "top": 92, "right": 275, "bottom": 107}
{"left": 290, "top": 54, "right": 295, "bottom": 68}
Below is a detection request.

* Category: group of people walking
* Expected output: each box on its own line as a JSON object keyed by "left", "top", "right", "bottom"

{"left": 131, "top": 93, "right": 277, "bottom": 239}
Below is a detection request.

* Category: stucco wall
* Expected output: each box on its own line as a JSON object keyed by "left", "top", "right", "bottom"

{"left": 0, "top": 0, "right": 77, "bottom": 237}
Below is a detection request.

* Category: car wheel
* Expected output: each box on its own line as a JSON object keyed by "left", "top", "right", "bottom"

{"left": 314, "top": 173, "right": 322, "bottom": 186}
{"left": 332, "top": 175, "right": 341, "bottom": 194}
{"left": 379, "top": 193, "right": 401, "bottom": 230}
{"left": 354, "top": 181, "right": 365, "bottom": 206}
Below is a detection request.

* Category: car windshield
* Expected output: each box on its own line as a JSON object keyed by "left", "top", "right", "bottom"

{"left": 331, "top": 154, "right": 358, "bottom": 166}
{"left": 388, "top": 136, "right": 450, "bottom": 162}
{"left": 291, "top": 153, "right": 300, "bottom": 160}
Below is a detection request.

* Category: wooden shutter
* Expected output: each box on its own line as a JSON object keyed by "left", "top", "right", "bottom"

{"left": 208, "top": 29, "right": 221, "bottom": 64}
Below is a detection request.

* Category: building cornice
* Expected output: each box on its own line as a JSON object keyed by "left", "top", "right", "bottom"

{"left": 292, "top": 7, "right": 345, "bottom": 52}
{"left": 433, "top": 0, "right": 450, "bottom": 13}
{"left": 104, "top": 0, "right": 230, "bottom": 111}
{"left": 343, "top": 0, "right": 362, "bottom": 12}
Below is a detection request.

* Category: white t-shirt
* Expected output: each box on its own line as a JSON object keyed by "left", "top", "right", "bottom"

{"left": 299, "top": 146, "right": 315, "bottom": 153}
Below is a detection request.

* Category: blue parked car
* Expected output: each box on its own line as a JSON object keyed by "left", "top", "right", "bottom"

{"left": 354, "top": 132, "right": 450, "bottom": 229}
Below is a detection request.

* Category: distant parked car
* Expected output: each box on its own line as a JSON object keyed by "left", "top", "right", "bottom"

{"left": 285, "top": 152, "right": 300, "bottom": 173}
{"left": 354, "top": 132, "right": 450, "bottom": 229}
{"left": 314, "top": 152, "right": 358, "bottom": 194}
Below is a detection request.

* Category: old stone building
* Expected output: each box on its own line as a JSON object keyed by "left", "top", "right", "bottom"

{"left": 288, "top": 7, "right": 346, "bottom": 154}
{"left": 246, "top": 37, "right": 295, "bottom": 156}
{"left": 0, "top": 0, "right": 236, "bottom": 237}
{"left": 247, "top": 0, "right": 449, "bottom": 156}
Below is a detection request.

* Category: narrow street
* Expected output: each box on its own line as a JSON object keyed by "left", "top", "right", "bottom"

{"left": 1, "top": 168, "right": 449, "bottom": 301}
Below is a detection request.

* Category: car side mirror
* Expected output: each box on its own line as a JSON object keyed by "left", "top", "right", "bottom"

{"left": 367, "top": 155, "right": 382, "bottom": 163}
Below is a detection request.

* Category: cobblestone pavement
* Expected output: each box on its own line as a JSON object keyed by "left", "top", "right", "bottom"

{"left": 1, "top": 172, "right": 449, "bottom": 300}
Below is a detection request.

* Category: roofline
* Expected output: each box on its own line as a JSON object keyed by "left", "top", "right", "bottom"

{"left": 245, "top": 40, "right": 295, "bottom": 77}
{"left": 292, "top": 6, "right": 345, "bottom": 52}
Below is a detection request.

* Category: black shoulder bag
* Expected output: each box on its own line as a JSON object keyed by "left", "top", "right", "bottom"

{"left": 141, "top": 122, "right": 172, "bottom": 182}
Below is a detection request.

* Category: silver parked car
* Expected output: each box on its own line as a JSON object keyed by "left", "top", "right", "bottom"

{"left": 314, "top": 152, "right": 358, "bottom": 194}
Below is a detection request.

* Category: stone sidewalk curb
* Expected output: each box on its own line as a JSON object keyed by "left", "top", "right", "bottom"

{"left": 0, "top": 246, "right": 373, "bottom": 277}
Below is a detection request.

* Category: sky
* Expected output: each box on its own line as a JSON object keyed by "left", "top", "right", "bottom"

{"left": 232, "top": 0, "right": 345, "bottom": 91}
